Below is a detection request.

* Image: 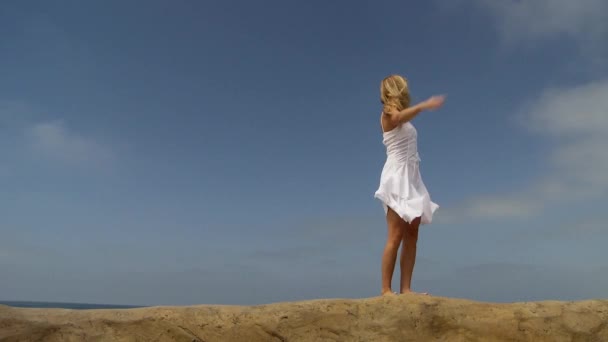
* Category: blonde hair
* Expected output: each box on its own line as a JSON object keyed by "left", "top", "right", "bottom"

{"left": 380, "top": 75, "right": 411, "bottom": 111}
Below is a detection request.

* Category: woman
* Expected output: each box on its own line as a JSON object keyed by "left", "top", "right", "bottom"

{"left": 374, "top": 74, "right": 444, "bottom": 296}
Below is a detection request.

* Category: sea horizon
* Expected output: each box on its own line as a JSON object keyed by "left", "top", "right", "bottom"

{"left": 0, "top": 300, "right": 145, "bottom": 310}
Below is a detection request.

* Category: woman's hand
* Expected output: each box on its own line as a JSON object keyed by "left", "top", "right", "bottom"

{"left": 422, "top": 95, "right": 446, "bottom": 111}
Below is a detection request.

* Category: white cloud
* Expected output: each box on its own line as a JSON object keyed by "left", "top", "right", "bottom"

{"left": 529, "top": 80, "right": 608, "bottom": 195}
{"left": 437, "top": 0, "right": 608, "bottom": 65}
{"left": 472, "top": 0, "right": 608, "bottom": 45}
{"left": 437, "top": 193, "right": 539, "bottom": 222}
{"left": 433, "top": 0, "right": 608, "bottom": 222}
{"left": 440, "top": 79, "right": 608, "bottom": 221}
{"left": 526, "top": 80, "right": 608, "bottom": 136}
{"left": 465, "top": 197, "right": 538, "bottom": 219}
{"left": 26, "top": 121, "right": 113, "bottom": 165}
{"left": 1, "top": 101, "right": 115, "bottom": 170}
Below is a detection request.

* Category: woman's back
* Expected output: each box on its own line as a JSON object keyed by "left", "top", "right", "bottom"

{"left": 382, "top": 122, "right": 420, "bottom": 164}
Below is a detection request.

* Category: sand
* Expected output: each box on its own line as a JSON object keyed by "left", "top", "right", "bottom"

{"left": 1, "top": 294, "right": 607, "bottom": 341}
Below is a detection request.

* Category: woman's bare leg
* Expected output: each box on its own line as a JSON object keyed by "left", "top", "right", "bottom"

{"left": 400, "top": 217, "right": 426, "bottom": 294}
{"left": 381, "top": 207, "right": 405, "bottom": 296}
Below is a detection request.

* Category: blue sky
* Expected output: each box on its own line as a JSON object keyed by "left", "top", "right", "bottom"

{"left": 1, "top": 0, "right": 607, "bottom": 306}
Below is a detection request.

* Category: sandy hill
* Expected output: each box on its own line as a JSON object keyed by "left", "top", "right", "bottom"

{"left": 1, "top": 295, "right": 607, "bottom": 341}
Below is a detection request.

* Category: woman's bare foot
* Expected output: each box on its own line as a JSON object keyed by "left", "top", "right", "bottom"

{"left": 381, "top": 290, "right": 398, "bottom": 296}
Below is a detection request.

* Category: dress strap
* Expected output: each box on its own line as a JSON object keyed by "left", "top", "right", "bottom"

{"left": 380, "top": 113, "right": 387, "bottom": 133}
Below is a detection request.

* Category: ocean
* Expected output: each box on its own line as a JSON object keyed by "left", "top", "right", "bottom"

{"left": 0, "top": 301, "right": 144, "bottom": 310}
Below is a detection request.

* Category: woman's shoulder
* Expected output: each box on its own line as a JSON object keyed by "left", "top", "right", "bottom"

{"left": 381, "top": 112, "right": 400, "bottom": 133}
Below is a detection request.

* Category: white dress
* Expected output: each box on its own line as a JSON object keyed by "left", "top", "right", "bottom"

{"left": 374, "top": 121, "right": 439, "bottom": 225}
